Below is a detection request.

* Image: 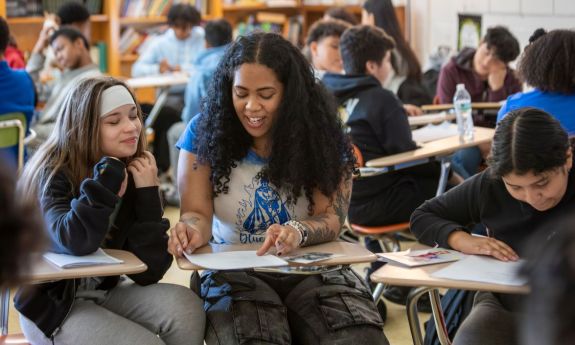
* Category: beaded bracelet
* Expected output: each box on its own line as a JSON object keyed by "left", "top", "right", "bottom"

{"left": 284, "top": 220, "right": 308, "bottom": 247}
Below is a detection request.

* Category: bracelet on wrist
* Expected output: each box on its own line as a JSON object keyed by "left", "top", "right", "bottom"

{"left": 284, "top": 220, "right": 308, "bottom": 247}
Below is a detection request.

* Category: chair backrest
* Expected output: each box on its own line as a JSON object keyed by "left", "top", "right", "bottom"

{"left": 351, "top": 143, "right": 364, "bottom": 168}
{"left": 0, "top": 113, "right": 27, "bottom": 171}
{"left": 0, "top": 113, "right": 26, "bottom": 148}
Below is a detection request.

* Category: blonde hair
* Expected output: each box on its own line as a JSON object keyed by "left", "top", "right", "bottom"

{"left": 19, "top": 77, "right": 146, "bottom": 205}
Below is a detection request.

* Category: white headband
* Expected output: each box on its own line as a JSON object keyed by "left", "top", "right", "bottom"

{"left": 99, "top": 85, "right": 136, "bottom": 117}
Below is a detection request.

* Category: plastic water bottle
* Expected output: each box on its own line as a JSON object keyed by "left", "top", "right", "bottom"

{"left": 453, "top": 84, "right": 474, "bottom": 142}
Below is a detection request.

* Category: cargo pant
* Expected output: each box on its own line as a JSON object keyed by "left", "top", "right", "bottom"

{"left": 197, "top": 266, "right": 389, "bottom": 345}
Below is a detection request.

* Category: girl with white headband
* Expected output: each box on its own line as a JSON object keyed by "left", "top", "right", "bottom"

{"left": 16, "top": 77, "right": 206, "bottom": 345}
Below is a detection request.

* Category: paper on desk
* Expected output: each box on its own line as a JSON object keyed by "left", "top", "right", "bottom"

{"left": 408, "top": 111, "right": 455, "bottom": 126}
{"left": 183, "top": 250, "right": 288, "bottom": 270}
{"left": 43, "top": 248, "right": 123, "bottom": 268}
{"left": 411, "top": 122, "right": 459, "bottom": 143}
{"left": 431, "top": 255, "right": 527, "bottom": 286}
{"left": 377, "top": 248, "right": 464, "bottom": 267}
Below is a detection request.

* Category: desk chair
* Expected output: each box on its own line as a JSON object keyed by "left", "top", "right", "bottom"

{"left": 0, "top": 113, "right": 26, "bottom": 172}
{"left": 346, "top": 144, "right": 411, "bottom": 306}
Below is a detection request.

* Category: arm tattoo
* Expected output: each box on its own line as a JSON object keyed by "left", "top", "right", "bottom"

{"left": 332, "top": 179, "right": 352, "bottom": 227}
{"left": 301, "top": 214, "right": 338, "bottom": 246}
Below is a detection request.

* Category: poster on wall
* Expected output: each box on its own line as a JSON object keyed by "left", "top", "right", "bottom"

{"left": 458, "top": 14, "right": 482, "bottom": 50}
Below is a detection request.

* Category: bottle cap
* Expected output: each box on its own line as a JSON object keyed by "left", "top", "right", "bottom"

{"left": 456, "top": 83, "right": 465, "bottom": 90}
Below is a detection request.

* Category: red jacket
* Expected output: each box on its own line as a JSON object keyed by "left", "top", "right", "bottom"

{"left": 436, "top": 48, "right": 521, "bottom": 104}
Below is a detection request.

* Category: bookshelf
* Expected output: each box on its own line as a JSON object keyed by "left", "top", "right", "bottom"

{"left": 216, "top": 1, "right": 405, "bottom": 47}
{"left": 1, "top": 0, "right": 404, "bottom": 75}
{"left": 0, "top": 0, "right": 218, "bottom": 77}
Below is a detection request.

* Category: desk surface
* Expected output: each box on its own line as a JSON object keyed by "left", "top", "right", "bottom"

{"left": 421, "top": 102, "right": 502, "bottom": 112}
{"left": 371, "top": 258, "right": 529, "bottom": 294}
{"left": 27, "top": 249, "right": 147, "bottom": 283}
{"left": 366, "top": 126, "right": 495, "bottom": 168}
{"left": 177, "top": 241, "right": 376, "bottom": 270}
{"left": 125, "top": 73, "right": 189, "bottom": 89}
{"left": 408, "top": 112, "right": 456, "bottom": 127}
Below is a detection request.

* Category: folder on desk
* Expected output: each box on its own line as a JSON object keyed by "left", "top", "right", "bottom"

{"left": 377, "top": 248, "right": 463, "bottom": 267}
{"left": 43, "top": 248, "right": 124, "bottom": 269}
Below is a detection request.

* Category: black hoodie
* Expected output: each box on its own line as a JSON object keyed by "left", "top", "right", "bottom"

{"left": 15, "top": 157, "right": 172, "bottom": 338}
{"left": 323, "top": 73, "right": 439, "bottom": 222}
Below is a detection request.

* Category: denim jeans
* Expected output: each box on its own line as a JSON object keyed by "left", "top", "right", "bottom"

{"left": 199, "top": 267, "right": 388, "bottom": 345}
{"left": 451, "top": 147, "right": 482, "bottom": 179}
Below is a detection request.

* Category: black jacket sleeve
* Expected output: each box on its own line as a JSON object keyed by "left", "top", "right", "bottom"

{"left": 41, "top": 157, "right": 126, "bottom": 255}
{"left": 410, "top": 171, "right": 485, "bottom": 248}
{"left": 124, "top": 186, "right": 172, "bottom": 285}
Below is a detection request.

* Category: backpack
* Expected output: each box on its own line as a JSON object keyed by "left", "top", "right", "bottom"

{"left": 423, "top": 289, "right": 477, "bottom": 345}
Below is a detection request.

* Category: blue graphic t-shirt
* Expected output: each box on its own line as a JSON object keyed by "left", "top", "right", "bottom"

{"left": 176, "top": 115, "right": 310, "bottom": 244}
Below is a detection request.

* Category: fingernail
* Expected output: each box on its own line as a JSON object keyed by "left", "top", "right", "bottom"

{"left": 186, "top": 248, "right": 192, "bottom": 255}
{"left": 177, "top": 245, "right": 182, "bottom": 253}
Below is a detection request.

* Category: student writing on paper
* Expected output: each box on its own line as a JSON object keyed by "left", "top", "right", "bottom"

{"left": 170, "top": 32, "right": 388, "bottom": 345}
{"left": 411, "top": 108, "right": 575, "bottom": 345}
{"left": 16, "top": 77, "right": 205, "bottom": 345}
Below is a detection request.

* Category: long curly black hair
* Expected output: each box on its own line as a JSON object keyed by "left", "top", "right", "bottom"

{"left": 195, "top": 32, "right": 355, "bottom": 213}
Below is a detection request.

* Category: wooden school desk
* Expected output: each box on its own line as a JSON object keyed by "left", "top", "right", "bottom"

{"left": 371, "top": 250, "right": 529, "bottom": 345}
{"left": 365, "top": 126, "right": 495, "bottom": 196}
{"left": 0, "top": 250, "right": 146, "bottom": 340}
{"left": 408, "top": 112, "right": 456, "bottom": 127}
{"left": 125, "top": 73, "right": 189, "bottom": 128}
{"left": 421, "top": 102, "right": 502, "bottom": 113}
{"left": 176, "top": 241, "right": 376, "bottom": 271}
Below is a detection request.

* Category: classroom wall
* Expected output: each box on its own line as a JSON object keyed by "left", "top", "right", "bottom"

{"left": 405, "top": 0, "right": 575, "bottom": 70}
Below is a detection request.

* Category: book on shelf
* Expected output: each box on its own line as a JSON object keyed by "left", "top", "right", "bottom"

{"left": 6, "top": 0, "right": 42, "bottom": 17}
{"left": 42, "top": 0, "right": 102, "bottom": 15}
{"left": 89, "top": 41, "right": 108, "bottom": 73}
{"left": 121, "top": 0, "right": 208, "bottom": 18}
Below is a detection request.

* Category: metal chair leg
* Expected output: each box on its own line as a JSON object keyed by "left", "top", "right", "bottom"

{"left": 1, "top": 288, "right": 10, "bottom": 336}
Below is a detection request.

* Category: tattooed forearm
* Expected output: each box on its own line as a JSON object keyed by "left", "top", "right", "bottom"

{"left": 332, "top": 179, "right": 352, "bottom": 227}
{"left": 301, "top": 215, "right": 338, "bottom": 246}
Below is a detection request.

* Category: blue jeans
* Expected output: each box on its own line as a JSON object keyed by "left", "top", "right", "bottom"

{"left": 200, "top": 268, "right": 388, "bottom": 345}
{"left": 451, "top": 147, "right": 482, "bottom": 179}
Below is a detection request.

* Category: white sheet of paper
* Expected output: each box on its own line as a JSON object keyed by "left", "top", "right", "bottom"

{"left": 43, "top": 248, "right": 123, "bottom": 268}
{"left": 431, "top": 255, "right": 527, "bottom": 286}
{"left": 183, "top": 250, "right": 288, "bottom": 270}
{"left": 411, "top": 122, "right": 459, "bottom": 143}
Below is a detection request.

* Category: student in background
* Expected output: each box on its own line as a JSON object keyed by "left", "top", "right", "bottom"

{"left": 28, "top": 28, "right": 101, "bottom": 150}
{"left": 0, "top": 17, "right": 35, "bottom": 165}
{"left": 165, "top": 19, "right": 233, "bottom": 205}
{"left": 0, "top": 159, "right": 44, "bottom": 289}
{"left": 305, "top": 19, "right": 351, "bottom": 79}
{"left": 362, "top": 0, "right": 430, "bottom": 111}
{"left": 497, "top": 29, "right": 575, "bottom": 135}
{"left": 170, "top": 32, "right": 388, "bottom": 345}
{"left": 411, "top": 107, "right": 575, "bottom": 345}
{"left": 322, "top": 25, "right": 439, "bottom": 310}
{"left": 16, "top": 77, "right": 205, "bottom": 345}
{"left": 132, "top": 3, "right": 204, "bottom": 77}
{"left": 5, "top": 35, "right": 25, "bottom": 69}
{"left": 323, "top": 7, "right": 358, "bottom": 25}
{"left": 436, "top": 26, "right": 521, "bottom": 104}
{"left": 27, "top": 1, "right": 92, "bottom": 98}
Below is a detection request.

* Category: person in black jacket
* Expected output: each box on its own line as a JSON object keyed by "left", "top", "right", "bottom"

{"left": 411, "top": 107, "right": 575, "bottom": 345}
{"left": 322, "top": 25, "right": 439, "bottom": 306}
{"left": 16, "top": 77, "right": 205, "bottom": 345}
